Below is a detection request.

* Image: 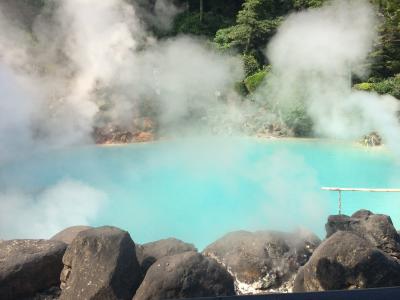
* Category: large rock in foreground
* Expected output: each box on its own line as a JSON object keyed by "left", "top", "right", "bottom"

{"left": 295, "top": 231, "right": 400, "bottom": 291}
{"left": 136, "top": 238, "right": 196, "bottom": 274}
{"left": 0, "top": 239, "right": 66, "bottom": 300}
{"left": 133, "top": 251, "right": 235, "bottom": 300}
{"left": 51, "top": 226, "right": 92, "bottom": 244}
{"left": 326, "top": 210, "right": 400, "bottom": 259}
{"left": 203, "top": 230, "right": 320, "bottom": 294}
{"left": 59, "top": 226, "right": 141, "bottom": 300}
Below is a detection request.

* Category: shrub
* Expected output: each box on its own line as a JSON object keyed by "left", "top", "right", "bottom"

{"left": 354, "top": 82, "right": 374, "bottom": 91}
{"left": 244, "top": 68, "right": 268, "bottom": 93}
{"left": 242, "top": 54, "right": 260, "bottom": 77}
{"left": 354, "top": 75, "right": 400, "bottom": 99}
{"left": 283, "top": 105, "right": 314, "bottom": 137}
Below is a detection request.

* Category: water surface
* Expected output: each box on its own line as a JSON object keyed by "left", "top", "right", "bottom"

{"left": 1, "top": 138, "right": 399, "bottom": 249}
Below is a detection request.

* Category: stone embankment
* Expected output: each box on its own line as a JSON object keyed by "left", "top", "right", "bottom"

{"left": 1, "top": 210, "right": 400, "bottom": 299}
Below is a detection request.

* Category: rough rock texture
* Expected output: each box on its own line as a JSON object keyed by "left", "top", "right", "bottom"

{"left": 59, "top": 226, "right": 141, "bottom": 300}
{"left": 29, "top": 286, "right": 61, "bottom": 300}
{"left": 133, "top": 251, "right": 235, "bottom": 300}
{"left": 0, "top": 239, "right": 67, "bottom": 300}
{"left": 93, "top": 117, "right": 156, "bottom": 144}
{"left": 203, "top": 230, "right": 320, "bottom": 294}
{"left": 295, "top": 231, "right": 400, "bottom": 291}
{"left": 136, "top": 238, "right": 196, "bottom": 274}
{"left": 326, "top": 210, "right": 400, "bottom": 259}
{"left": 51, "top": 226, "right": 92, "bottom": 244}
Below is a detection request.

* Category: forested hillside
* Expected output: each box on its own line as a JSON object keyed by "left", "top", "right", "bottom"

{"left": 169, "top": 0, "right": 400, "bottom": 98}
{"left": 1, "top": 0, "right": 399, "bottom": 140}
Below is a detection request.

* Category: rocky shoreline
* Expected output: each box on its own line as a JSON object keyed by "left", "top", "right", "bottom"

{"left": 1, "top": 210, "right": 400, "bottom": 300}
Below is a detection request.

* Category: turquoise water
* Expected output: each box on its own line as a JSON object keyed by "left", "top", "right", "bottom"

{"left": 1, "top": 138, "right": 399, "bottom": 249}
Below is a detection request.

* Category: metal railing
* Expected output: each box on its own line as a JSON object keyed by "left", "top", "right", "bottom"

{"left": 321, "top": 187, "right": 400, "bottom": 214}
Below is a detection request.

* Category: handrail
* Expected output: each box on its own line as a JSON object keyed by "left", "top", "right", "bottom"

{"left": 321, "top": 187, "right": 400, "bottom": 192}
{"left": 321, "top": 187, "right": 400, "bottom": 214}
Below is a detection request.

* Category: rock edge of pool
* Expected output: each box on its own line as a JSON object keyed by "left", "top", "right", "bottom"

{"left": 1, "top": 209, "right": 400, "bottom": 300}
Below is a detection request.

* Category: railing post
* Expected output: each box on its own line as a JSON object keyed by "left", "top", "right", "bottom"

{"left": 321, "top": 187, "right": 400, "bottom": 216}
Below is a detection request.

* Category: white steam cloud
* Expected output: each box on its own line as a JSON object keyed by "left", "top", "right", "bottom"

{"left": 263, "top": 0, "right": 400, "bottom": 152}
{"left": 0, "top": 0, "right": 243, "bottom": 160}
{"left": 0, "top": 179, "right": 106, "bottom": 239}
{"left": 1, "top": 0, "right": 399, "bottom": 241}
{"left": 0, "top": 0, "right": 243, "bottom": 239}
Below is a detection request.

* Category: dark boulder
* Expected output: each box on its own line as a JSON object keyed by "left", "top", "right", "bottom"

{"left": 295, "top": 231, "right": 400, "bottom": 291}
{"left": 0, "top": 239, "right": 66, "bottom": 300}
{"left": 203, "top": 230, "right": 320, "bottom": 294}
{"left": 29, "top": 286, "right": 61, "bottom": 300}
{"left": 133, "top": 251, "right": 235, "bottom": 300}
{"left": 136, "top": 238, "right": 196, "bottom": 274}
{"left": 59, "top": 226, "right": 141, "bottom": 300}
{"left": 326, "top": 210, "right": 400, "bottom": 259}
{"left": 51, "top": 226, "right": 92, "bottom": 244}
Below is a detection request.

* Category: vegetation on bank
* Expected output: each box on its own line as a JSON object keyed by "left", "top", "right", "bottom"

{"left": 12, "top": 0, "right": 400, "bottom": 139}
{"left": 170, "top": 0, "right": 400, "bottom": 138}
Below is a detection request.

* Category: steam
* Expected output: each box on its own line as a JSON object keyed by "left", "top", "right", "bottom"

{"left": 251, "top": 150, "right": 328, "bottom": 231}
{"left": 133, "top": 0, "right": 185, "bottom": 31}
{"left": 0, "top": 179, "right": 106, "bottom": 239}
{"left": 0, "top": 0, "right": 242, "bottom": 239}
{"left": 1, "top": 0, "right": 399, "bottom": 242}
{"left": 263, "top": 0, "right": 400, "bottom": 152}
{"left": 0, "top": 0, "right": 243, "bottom": 159}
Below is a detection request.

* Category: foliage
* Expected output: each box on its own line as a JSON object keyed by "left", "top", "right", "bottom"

{"left": 173, "top": 11, "right": 234, "bottom": 37}
{"left": 243, "top": 54, "right": 260, "bottom": 77}
{"left": 234, "top": 81, "right": 249, "bottom": 96}
{"left": 369, "top": 0, "right": 400, "bottom": 78}
{"left": 293, "top": 0, "right": 325, "bottom": 9}
{"left": 354, "top": 82, "right": 374, "bottom": 92}
{"left": 214, "top": 0, "right": 292, "bottom": 67}
{"left": 172, "top": 0, "right": 243, "bottom": 37}
{"left": 283, "top": 104, "right": 314, "bottom": 137}
{"left": 244, "top": 68, "right": 268, "bottom": 93}
{"left": 355, "top": 75, "right": 400, "bottom": 99}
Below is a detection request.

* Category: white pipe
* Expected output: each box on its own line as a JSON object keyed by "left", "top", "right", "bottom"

{"left": 321, "top": 187, "right": 400, "bottom": 192}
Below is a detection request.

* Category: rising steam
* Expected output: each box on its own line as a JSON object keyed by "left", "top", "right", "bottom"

{"left": 0, "top": 0, "right": 399, "bottom": 240}
{"left": 262, "top": 0, "right": 400, "bottom": 153}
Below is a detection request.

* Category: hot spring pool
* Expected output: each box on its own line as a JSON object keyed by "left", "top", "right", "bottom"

{"left": 1, "top": 138, "right": 399, "bottom": 249}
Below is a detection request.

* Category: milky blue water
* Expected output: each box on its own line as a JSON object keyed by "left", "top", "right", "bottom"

{"left": 1, "top": 138, "right": 399, "bottom": 249}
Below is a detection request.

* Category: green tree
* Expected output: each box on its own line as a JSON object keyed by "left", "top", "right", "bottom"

{"left": 293, "top": 0, "right": 325, "bottom": 9}
{"left": 173, "top": 0, "right": 243, "bottom": 37}
{"left": 214, "top": 0, "right": 295, "bottom": 74}
{"left": 370, "top": 0, "right": 400, "bottom": 78}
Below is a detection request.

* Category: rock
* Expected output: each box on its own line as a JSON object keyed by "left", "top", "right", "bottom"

{"left": 296, "top": 231, "right": 400, "bottom": 291}
{"left": 134, "top": 132, "right": 153, "bottom": 143}
{"left": 202, "top": 230, "right": 320, "bottom": 294}
{"left": 93, "top": 126, "right": 135, "bottom": 144}
{"left": 29, "top": 286, "right": 61, "bottom": 300}
{"left": 133, "top": 251, "right": 235, "bottom": 300}
{"left": 326, "top": 210, "right": 400, "bottom": 259}
{"left": 361, "top": 132, "right": 382, "bottom": 146}
{"left": 0, "top": 239, "right": 67, "bottom": 300}
{"left": 59, "top": 226, "right": 141, "bottom": 300}
{"left": 293, "top": 267, "right": 305, "bottom": 293}
{"left": 136, "top": 238, "right": 196, "bottom": 274}
{"left": 51, "top": 226, "right": 92, "bottom": 244}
